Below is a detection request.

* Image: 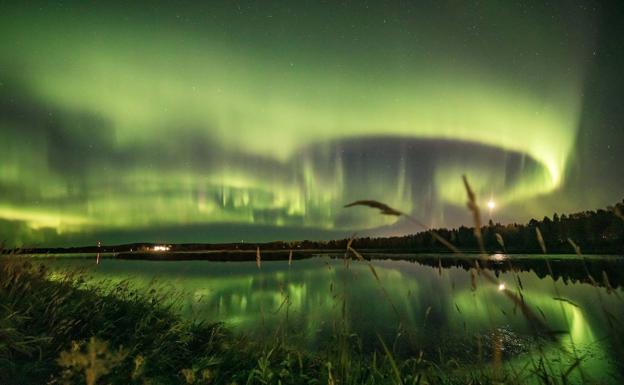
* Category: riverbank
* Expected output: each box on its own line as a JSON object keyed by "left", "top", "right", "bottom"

{"left": 1, "top": 256, "right": 622, "bottom": 384}
{"left": 1, "top": 257, "right": 329, "bottom": 384}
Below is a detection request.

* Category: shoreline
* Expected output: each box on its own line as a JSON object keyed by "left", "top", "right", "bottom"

{"left": 113, "top": 249, "right": 624, "bottom": 261}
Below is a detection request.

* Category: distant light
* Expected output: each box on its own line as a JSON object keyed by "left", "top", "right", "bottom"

{"left": 487, "top": 200, "right": 496, "bottom": 209}
{"left": 498, "top": 283, "right": 506, "bottom": 291}
{"left": 153, "top": 245, "right": 170, "bottom": 252}
{"left": 490, "top": 253, "right": 507, "bottom": 261}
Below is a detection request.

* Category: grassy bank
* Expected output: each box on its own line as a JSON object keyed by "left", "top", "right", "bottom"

{"left": 0, "top": 257, "right": 323, "bottom": 384}
{"left": 0, "top": 257, "right": 479, "bottom": 385}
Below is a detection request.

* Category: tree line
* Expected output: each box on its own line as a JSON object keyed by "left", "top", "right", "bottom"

{"left": 326, "top": 199, "right": 624, "bottom": 254}
{"left": 13, "top": 199, "right": 624, "bottom": 255}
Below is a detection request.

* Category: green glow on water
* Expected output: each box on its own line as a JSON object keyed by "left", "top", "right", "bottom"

{"left": 41, "top": 255, "right": 624, "bottom": 383}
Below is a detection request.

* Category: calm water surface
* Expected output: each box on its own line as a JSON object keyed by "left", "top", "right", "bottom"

{"left": 39, "top": 253, "right": 624, "bottom": 382}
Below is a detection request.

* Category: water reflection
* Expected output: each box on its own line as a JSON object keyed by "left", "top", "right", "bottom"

{"left": 42, "top": 253, "right": 624, "bottom": 381}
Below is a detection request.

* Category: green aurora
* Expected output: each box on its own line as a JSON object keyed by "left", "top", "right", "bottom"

{"left": 0, "top": 1, "right": 623, "bottom": 246}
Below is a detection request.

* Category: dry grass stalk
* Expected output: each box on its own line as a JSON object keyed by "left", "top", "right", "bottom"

{"left": 344, "top": 200, "right": 460, "bottom": 253}
{"left": 58, "top": 337, "right": 127, "bottom": 385}
{"left": 376, "top": 333, "right": 405, "bottom": 385}
{"left": 456, "top": 177, "right": 549, "bottom": 334}
{"left": 602, "top": 271, "right": 614, "bottom": 294}
{"left": 567, "top": 238, "right": 581, "bottom": 256}
{"left": 327, "top": 362, "right": 335, "bottom": 385}
{"left": 345, "top": 241, "right": 402, "bottom": 318}
{"left": 535, "top": 228, "right": 547, "bottom": 254}
{"left": 344, "top": 177, "right": 561, "bottom": 344}
{"left": 461, "top": 175, "right": 485, "bottom": 254}
{"left": 344, "top": 234, "right": 357, "bottom": 268}
{"left": 344, "top": 200, "right": 402, "bottom": 216}
{"left": 256, "top": 246, "right": 261, "bottom": 269}
{"left": 477, "top": 265, "right": 553, "bottom": 335}
{"left": 495, "top": 233, "right": 506, "bottom": 252}
{"left": 346, "top": 244, "right": 381, "bottom": 282}
{"left": 567, "top": 238, "right": 599, "bottom": 287}
{"left": 470, "top": 269, "right": 477, "bottom": 291}
{"left": 553, "top": 297, "right": 580, "bottom": 308}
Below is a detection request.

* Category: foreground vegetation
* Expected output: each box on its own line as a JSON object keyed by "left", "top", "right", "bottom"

{"left": 1, "top": 255, "right": 623, "bottom": 385}
{"left": 0, "top": 257, "right": 325, "bottom": 384}
{"left": 0, "top": 257, "right": 479, "bottom": 384}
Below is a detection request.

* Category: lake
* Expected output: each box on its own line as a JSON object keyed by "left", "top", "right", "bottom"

{"left": 38, "top": 253, "right": 624, "bottom": 383}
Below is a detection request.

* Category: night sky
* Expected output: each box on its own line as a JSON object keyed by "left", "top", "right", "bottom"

{"left": 1, "top": 1, "right": 623, "bottom": 247}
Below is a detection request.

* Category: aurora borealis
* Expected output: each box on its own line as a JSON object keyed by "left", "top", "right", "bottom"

{"left": 1, "top": 1, "right": 623, "bottom": 247}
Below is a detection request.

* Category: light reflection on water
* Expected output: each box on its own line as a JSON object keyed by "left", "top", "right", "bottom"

{"left": 40, "top": 253, "right": 624, "bottom": 381}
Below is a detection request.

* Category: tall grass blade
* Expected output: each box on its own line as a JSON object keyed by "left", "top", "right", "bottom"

{"left": 536, "top": 228, "right": 547, "bottom": 254}
{"left": 461, "top": 175, "right": 485, "bottom": 254}
{"left": 376, "top": 333, "right": 404, "bottom": 385}
{"left": 495, "top": 233, "right": 506, "bottom": 252}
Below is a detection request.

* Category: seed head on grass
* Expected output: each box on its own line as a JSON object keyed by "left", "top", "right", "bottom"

{"left": 57, "top": 337, "right": 127, "bottom": 385}
{"left": 344, "top": 200, "right": 460, "bottom": 253}
{"left": 495, "top": 233, "right": 506, "bottom": 252}
{"left": 458, "top": 177, "right": 555, "bottom": 335}
{"left": 462, "top": 175, "right": 485, "bottom": 254}
{"left": 535, "top": 228, "right": 547, "bottom": 254}
{"left": 344, "top": 200, "right": 403, "bottom": 216}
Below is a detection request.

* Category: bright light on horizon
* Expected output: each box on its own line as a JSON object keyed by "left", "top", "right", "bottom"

{"left": 487, "top": 200, "right": 496, "bottom": 210}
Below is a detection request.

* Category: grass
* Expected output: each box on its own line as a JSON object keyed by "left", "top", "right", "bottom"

{"left": 0, "top": 257, "right": 321, "bottom": 384}
{"left": 6, "top": 255, "right": 620, "bottom": 384}
{"left": 0, "top": 256, "right": 524, "bottom": 385}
